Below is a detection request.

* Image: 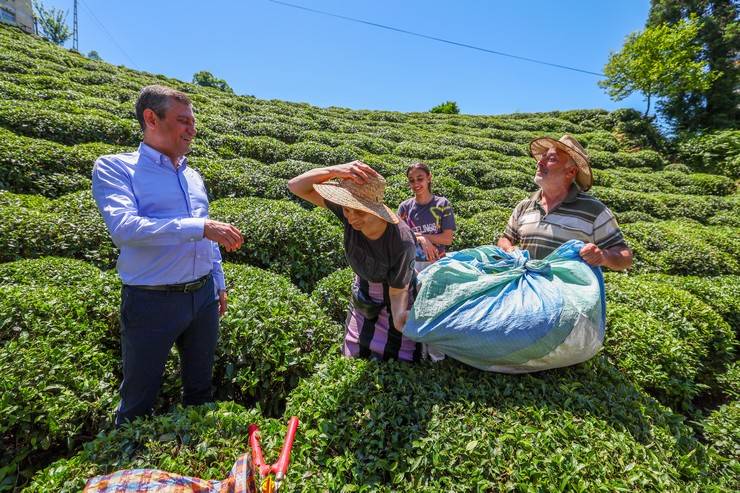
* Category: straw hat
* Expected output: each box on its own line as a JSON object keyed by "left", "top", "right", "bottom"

{"left": 530, "top": 134, "right": 593, "bottom": 191}
{"left": 314, "top": 174, "right": 399, "bottom": 224}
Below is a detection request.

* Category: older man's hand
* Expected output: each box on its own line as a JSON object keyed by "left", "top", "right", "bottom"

{"left": 579, "top": 243, "right": 606, "bottom": 266}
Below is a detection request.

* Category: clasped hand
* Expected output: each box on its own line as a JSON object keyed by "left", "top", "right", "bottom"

{"left": 204, "top": 219, "right": 244, "bottom": 252}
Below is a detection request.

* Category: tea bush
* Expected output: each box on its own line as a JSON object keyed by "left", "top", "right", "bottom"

{"left": 281, "top": 355, "right": 719, "bottom": 491}
{"left": 189, "top": 157, "right": 291, "bottom": 201}
{"left": 676, "top": 130, "right": 740, "bottom": 179}
{"left": 25, "top": 403, "right": 279, "bottom": 493}
{"left": 717, "top": 362, "right": 739, "bottom": 400}
{"left": 631, "top": 274, "right": 739, "bottom": 336}
{"left": 701, "top": 402, "right": 739, "bottom": 479}
{"left": 210, "top": 198, "right": 345, "bottom": 290}
{"left": 592, "top": 187, "right": 730, "bottom": 223}
{"left": 310, "top": 267, "right": 354, "bottom": 324}
{"left": 215, "top": 263, "right": 343, "bottom": 415}
{"left": 0, "top": 99, "right": 139, "bottom": 146}
{"left": 0, "top": 190, "right": 118, "bottom": 267}
{"left": 0, "top": 285, "right": 119, "bottom": 483}
{"left": 621, "top": 221, "right": 740, "bottom": 276}
{"left": 603, "top": 274, "right": 735, "bottom": 409}
{"left": 453, "top": 207, "right": 511, "bottom": 249}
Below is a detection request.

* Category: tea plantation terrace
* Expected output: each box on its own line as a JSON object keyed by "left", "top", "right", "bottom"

{"left": 0, "top": 23, "right": 737, "bottom": 492}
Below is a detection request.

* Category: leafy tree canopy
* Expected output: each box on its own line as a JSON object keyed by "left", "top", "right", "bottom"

{"left": 646, "top": 0, "right": 739, "bottom": 131}
{"left": 32, "top": 0, "right": 71, "bottom": 46}
{"left": 430, "top": 101, "right": 460, "bottom": 114}
{"left": 192, "top": 70, "right": 234, "bottom": 93}
{"left": 600, "top": 16, "right": 720, "bottom": 118}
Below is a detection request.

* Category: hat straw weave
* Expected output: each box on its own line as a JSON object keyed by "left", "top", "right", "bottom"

{"left": 314, "top": 173, "right": 399, "bottom": 224}
{"left": 530, "top": 134, "right": 593, "bottom": 191}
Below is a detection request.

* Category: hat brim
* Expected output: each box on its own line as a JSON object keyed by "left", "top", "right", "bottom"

{"left": 530, "top": 137, "right": 593, "bottom": 191}
{"left": 313, "top": 182, "right": 399, "bottom": 224}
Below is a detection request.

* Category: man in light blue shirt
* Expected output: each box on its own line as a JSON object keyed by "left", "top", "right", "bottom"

{"left": 92, "top": 85, "right": 243, "bottom": 425}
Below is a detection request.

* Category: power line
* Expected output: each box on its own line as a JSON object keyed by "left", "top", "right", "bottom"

{"left": 267, "top": 0, "right": 605, "bottom": 77}
{"left": 79, "top": 0, "right": 137, "bottom": 68}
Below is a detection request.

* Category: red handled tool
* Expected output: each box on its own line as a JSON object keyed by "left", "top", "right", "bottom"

{"left": 248, "top": 416, "right": 299, "bottom": 493}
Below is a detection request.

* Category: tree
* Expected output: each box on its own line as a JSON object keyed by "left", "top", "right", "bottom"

{"left": 647, "top": 0, "right": 739, "bottom": 131}
{"left": 192, "top": 71, "right": 234, "bottom": 93}
{"left": 33, "top": 1, "right": 71, "bottom": 46}
{"left": 599, "top": 16, "right": 720, "bottom": 119}
{"left": 87, "top": 50, "right": 103, "bottom": 61}
{"left": 430, "top": 101, "right": 460, "bottom": 114}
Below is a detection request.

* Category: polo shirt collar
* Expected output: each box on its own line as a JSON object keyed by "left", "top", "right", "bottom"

{"left": 138, "top": 142, "right": 188, "bottom": 169}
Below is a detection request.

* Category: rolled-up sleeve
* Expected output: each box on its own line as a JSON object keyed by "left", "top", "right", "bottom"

{"left": 92, "top": 157, "right": 205, "bottom": 247}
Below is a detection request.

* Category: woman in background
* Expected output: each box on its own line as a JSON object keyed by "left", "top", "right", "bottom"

{"left": 398, "top": 162, "right": 456, "bottom": 272}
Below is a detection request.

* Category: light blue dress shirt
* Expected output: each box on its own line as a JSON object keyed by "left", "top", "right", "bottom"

{"left": 92, "top": 142, "right": 225, "bottom": 294}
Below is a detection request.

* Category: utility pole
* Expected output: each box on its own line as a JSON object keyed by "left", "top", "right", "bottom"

{"left": 72, "top": 0, "right": 79, "bottom": 51}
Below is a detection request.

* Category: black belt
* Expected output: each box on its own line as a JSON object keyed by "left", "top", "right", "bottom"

{"left": 127, "top": 273, "right": 211, "bottom": 293}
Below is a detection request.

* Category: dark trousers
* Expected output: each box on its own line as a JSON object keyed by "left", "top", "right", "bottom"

{"left": 116, "top": 275, "right": 219, "bottom": 426}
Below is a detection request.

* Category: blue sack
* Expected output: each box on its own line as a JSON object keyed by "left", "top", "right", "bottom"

{"left": 404, "top": 240, "right": 606, "bottom": 373}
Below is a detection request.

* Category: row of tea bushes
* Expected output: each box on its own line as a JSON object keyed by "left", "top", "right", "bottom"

{"left": 0, "top": 259, "right": 121, "bottom": 484}
{"left": 281, "top": 356, "right": 728, "bottom": 491}
{"left": 603, "top": 274, "right": 736, "bottom": 411}
{"left": 2, "top": 188, "right": 737, "bottom": 286}
{"left": 308, "top": 263, "right": 737, "bottom": 414}
{"left": 592, "top": 187, "right": 733, "bottom": 223}
{"left": 0, "top": 257, "right": 341, "bottom": 487}
{"left": 0, "top": 99, "right": 139, "bottom": 147}
{"left": 0, "top": 128, "right": 122, "bottom": 197}
{"left": 452, "top": 207, "right": 512, "bottom": 249}
{"left": 593, "top": 168, "right": 736, "bottom": 196}
{"left": 632, "top": 274, "right": 739, "bottom": 337}
{"left": 621, "top": 220, "right": 740, "bottom": 276}
{"left": 210, "top": 198, "right": 345, "bottom": 290}
{"left": 27, "top": 356, "right": 735, "bottom": 492}
{"left": 0, "top": 190, "right": 346, "bottom": 290}
{"left": 0, "top": 190, "right": 117, "bottom": 268}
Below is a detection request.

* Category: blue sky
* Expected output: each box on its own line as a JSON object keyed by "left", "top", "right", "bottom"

{"left": 41, "top": 0, "right": 651, "bottom": 116}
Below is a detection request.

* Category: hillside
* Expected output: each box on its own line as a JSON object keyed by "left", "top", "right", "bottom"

{"left": 0, "top": 23, "right": 737, "bottom": 492}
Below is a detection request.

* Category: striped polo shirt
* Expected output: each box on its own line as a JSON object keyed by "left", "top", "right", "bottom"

{"left": 503, "top": 183, "right": 627, "bottom": 260}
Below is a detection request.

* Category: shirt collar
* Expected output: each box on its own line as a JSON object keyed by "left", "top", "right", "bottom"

{"left": 138, "top": 142, "right": 188, "bottom": 169}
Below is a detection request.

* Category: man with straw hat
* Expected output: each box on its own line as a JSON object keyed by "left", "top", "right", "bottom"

{"left": 497, "top": 135, "right": 632, "bottom": 270}
{"left": 288, "top": 161, "right": 424, "bottom": 362}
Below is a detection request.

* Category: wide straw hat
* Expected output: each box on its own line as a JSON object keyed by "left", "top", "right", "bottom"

{"left": 313, "top": 173, "right": 399, "bottom": 224}
{"left": 530, "top": 134, "right": 593, "bottom": 191}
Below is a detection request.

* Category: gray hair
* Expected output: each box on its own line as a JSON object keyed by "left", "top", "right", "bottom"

{"left": 135, "top": 85, "right": 192, "bottom": 131}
